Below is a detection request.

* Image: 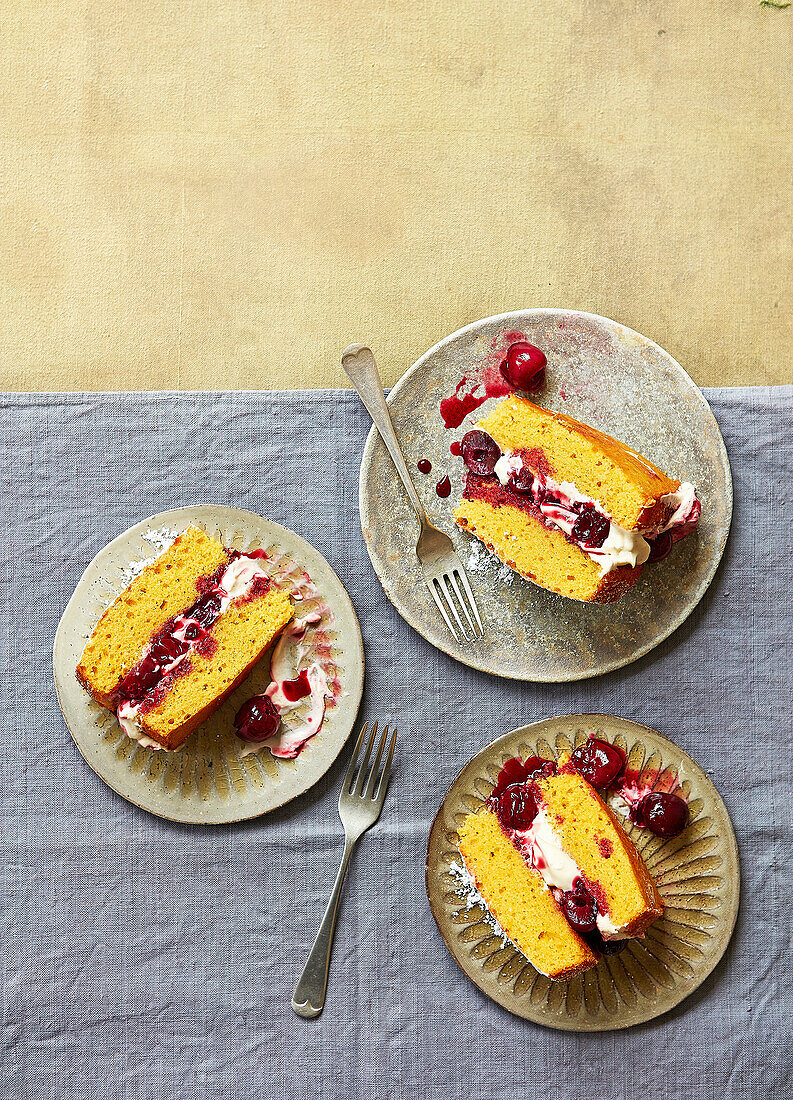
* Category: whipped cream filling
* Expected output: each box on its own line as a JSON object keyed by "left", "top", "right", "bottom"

{"left": 494, "top": 451, "right": 697, "bottom": 576}
{"left": 513, "top": 808, "right": 628, "bottom": 940}
{"left": 117, "top": 554, "right": 269, "bottom": 749}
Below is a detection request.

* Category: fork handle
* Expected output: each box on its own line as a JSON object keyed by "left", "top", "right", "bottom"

{"left": 341, "top": 344, "right": 429, "bottom": 530}
{"left": 292, "top": 835, "right": 358, "bottom": 1018}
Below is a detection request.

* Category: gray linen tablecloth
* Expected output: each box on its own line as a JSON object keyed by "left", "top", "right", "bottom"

{"left": 2, "top": 387, "right": 791, "bottom": 1100}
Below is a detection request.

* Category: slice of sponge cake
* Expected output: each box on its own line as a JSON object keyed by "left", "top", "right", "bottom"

{"left": 453, "top": 395, "right": 700, "bottom": 603}
{"left": 77, "top": 526, "right": 293, "bottom": 750}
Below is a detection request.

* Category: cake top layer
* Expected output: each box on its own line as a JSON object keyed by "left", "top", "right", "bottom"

{"left": 477, "top": 395, "right": 680, "bottom": 529}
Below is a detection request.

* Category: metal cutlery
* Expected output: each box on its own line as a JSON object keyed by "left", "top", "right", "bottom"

{"left": 292, "top": 720, "right": 397, "bottom": 1019}
{"left": 341, "top": 343, "right": 484, "bottom": 644}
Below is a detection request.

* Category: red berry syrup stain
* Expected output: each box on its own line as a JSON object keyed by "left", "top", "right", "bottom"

{"left": 439, "top": 331, "right": 546, "bottom": 430}
{"left": 281, "top": 668, "right": 312, "bottom": 703}
{"left": 435, "top": 475, "right": 451, "bottom": 498}
{"left": 450, "top": 440, "right": 462, "bottom": 456}
{"left": 417, "top": 458, "right": 432, "bottom": 474}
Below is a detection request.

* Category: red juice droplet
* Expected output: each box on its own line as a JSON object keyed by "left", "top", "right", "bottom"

{"left": 450, "top": 441, "right": 462, "bottom": 456}
{"left": 435, "top": 475, "right": 452, "bottom": 498}
{"left": 417, "top": 458, "right": 432, "bottom": 474}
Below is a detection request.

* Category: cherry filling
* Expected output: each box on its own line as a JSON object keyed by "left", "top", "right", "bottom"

{"left": 234, "top": 695, "right": 281, "bottom": 743}
{"left": 489, "top": 755, "right": 558, "bottom": 802}
{"left": 568, "top": 737, "right": 626, "bottom": 789}
{"left": 493, "top": 783, "right": 539, "bottom": 830}
{"left": 570, "top": 503, "right": 610, "bottom": 548}
{"left": 630, "top": 792, "right": 689, "bottom": 838}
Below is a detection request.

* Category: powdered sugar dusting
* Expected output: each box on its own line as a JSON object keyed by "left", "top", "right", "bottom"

{"left": 448, "top": 860, "right": 511, "bottom": 947}
{"left": 116, "top": 527, "right": 180, "bottom": 586}
{"left": 466, "top": 539, "right": 515, "bottom": 585}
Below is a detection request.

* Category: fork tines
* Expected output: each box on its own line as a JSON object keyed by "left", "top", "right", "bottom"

{"left": 426, "top": 566, "right": 484, "bottom": 644}
{"left": 344, "top": 721, "right": 397, "bottom": 805}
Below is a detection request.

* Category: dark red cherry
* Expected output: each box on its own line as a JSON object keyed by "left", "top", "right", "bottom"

{"left": 435, "top": 475, "right": 452, "bottom": 498}
{"left": 560, "top": 881, "right": 598, "bottom": 934}
{"left": 500, "top": 342, "right": 547, "bottom": 392}
{"left": 490, "top": 755, "right": 557, "bottom": 801}
{"left": 569, "top": 738, "right": 626, "bottom": 789}
{"left": 631, "top": 792, "right": 689, "bottom": 837}
{"left": 417, "top": 458, "right": 432, "bottom": 474}
{"left": 460, "top": 430, "right": 501, "bottom": 476}
{"left": 149, "top": 634, "right": 189, "bottom": 665}
{"left": 234, "top": 695, "right": 281, "bottom": 743}
{"left": 494, "top": 783, "right": 538, "bottom": 830}
{"left": 119, "top": 653, "right": 160, "bottom": 699}
{"left": 571, "top": 503, "right": 610, "bottom": 548}
{"left": 647, "top": 531, "right": 673, "bottom": 563}
{"left": 507, "top": 465, "right": 536, "bottom": 496}
{"left": 523, "top": 756, "right": 558, "bottom": 781}
{"left": 192, "top": 593, "right": 222, "bottom": 627}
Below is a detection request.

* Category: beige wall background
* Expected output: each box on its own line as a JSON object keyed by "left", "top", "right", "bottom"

{"left": 2, "top": 1, "right": 792, "bottom": 392}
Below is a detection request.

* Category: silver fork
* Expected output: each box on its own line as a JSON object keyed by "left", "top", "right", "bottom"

{"left": 342, "top": 343, "right": 484, "bottom": 643}
{"left": 291, "top": 720, "right": 397, "bottom": 1019}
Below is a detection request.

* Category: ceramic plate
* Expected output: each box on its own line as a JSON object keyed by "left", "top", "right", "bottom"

{"left": 359, "top": 310, "right": 732, "bottom": 681}
{"left": 54, "top": 506, "right": 364, "bottom": 824}
{"left": 426, "top": 715, "right": 739, "bottom": 1030}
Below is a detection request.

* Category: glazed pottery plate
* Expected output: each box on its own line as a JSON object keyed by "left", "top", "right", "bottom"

{"left": 426, "top": 715, "right": 739, "bottom": 1031}
{"left": 54, "top": 506, "right": 364, "bottom": 824}
{"left": 359, "top": 310, "right": 732, "bottom": 681}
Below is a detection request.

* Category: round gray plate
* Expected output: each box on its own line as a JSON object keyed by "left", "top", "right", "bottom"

{"left": 359, "top": 309, "right": 732, "bottom": 681}
{"left": 54, "top": 506, "right": 364, "bottom": 824}
{"left": 426, "top": 715, "right": 739, "bottom": 1030}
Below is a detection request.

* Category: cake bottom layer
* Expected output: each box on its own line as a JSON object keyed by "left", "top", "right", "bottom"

{"left": 457, "top": 809, "right": 597, "bottom": 981}
{"left": 454, "top": 497, "right": 642, "bottom": 603}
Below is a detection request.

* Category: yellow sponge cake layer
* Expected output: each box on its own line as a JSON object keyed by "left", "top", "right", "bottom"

{"left": 454, "top": 496, "right": 639, "bottom": 603}
{"left": 77, "top": 527, "right": 230, "bottom": 707}
{"left": 478, "top": 395, "right": 678, "bottom": 529}
{"left": 138, "top": 585, "right": 294, "bottom": 750}
{"left": 458, "top": 808, "right": 597, "bottom": 980}
{"left": 537, "top": 764, "right": 664, "bottom": 936}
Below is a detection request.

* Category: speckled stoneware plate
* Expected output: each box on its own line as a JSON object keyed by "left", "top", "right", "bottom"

{"left": 426, "top": 715, "right": 739, "bottom": 1030}
{"left": 359, "top": 310, "right": 732, "bottom": 680}
{"left": 54, "top": 506, "right": 364, "bottom": 824}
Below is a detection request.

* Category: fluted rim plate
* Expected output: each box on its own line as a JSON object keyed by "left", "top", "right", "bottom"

{"left": 53, "top": 506, "right": 364, "bottom": 824}
{"left": 426, "top": 714, "right": 739, "bottom": 1030}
